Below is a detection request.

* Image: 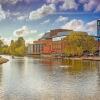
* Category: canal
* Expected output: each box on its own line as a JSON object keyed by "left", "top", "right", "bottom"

{"left": 0, "top": 55, "right": 100, "bottom": 100}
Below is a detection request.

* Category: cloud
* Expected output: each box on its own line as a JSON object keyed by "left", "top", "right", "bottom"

{"left": 6, "top": 10, "right": 28, "bottom": 20}
{"left": 29, "top": 4, "right": 56, "bottom": 20}
{"left": 0, "top": 0, "right": 21, "bottom": 5}
{"left": 0, "top": 0, "right": 35, "bottom": 5}
{"left": 62, "top": 19, "right": 84, "bottom": 31}
{"left": 86, "top": 20, "right": 97, "bottom": 34}
{"left": 6, "top": 11, "right": 20, "bottom": 18}
{"left": 41, "top": 19, "right": 50, "bottom": 24}
{"left": 55, "top": 16, "right": 68, "bottom": 23}
{"left": 13, "top": 26, "right": 37, "bottom": 37}
{"left": 79, "top": 0, "right": 100, "bottom": 12}
{"left": 0, "top": 36, "right": 12, "bottom": 45}
{"left": 95, "top": 5, "right": 100, "bottom": 12}
{"left": 17, "top": 15, "right": 28, "bottom": 20}
{"left": 47, "top": 0, "right": 78, "bottom": 11}
{"left": 46, "top": 0, "right": 63, "bottom": 4}
{"left": 60, "top": 0, "right": 78, "bottom": 10}
{"left": 26, "top": 33, "right": 44, "bottom": 43}
{"left": 47, "top": 0, "right": 100, "bottom": 12}
{"left": 62, "top": 19, "right": 97, "bottom": 35}
{"left": 0, "top": 5, "right": 6, "bottom": 21}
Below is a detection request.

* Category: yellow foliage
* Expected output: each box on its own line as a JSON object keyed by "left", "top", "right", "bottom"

{"left": 64, "top": 31, "right": 97, "bottom": 56}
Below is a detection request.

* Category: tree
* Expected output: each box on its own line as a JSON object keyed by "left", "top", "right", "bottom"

{"left": 64, "top": 31, "right": 97, "bottom": 56}
{"left": 0, "top": 37, "right": 26, "bottom": 56}
{"left": 8, "top": 37, "right": 26, "bottom": 56}
{"left": 0, "top": 39, "right": 4, "bottom": 54}
{"left": 9, "top": 40, "right": 15, "bottom": 55}
{"left": 0, "top": 40, "right": 4, "bottom": 48}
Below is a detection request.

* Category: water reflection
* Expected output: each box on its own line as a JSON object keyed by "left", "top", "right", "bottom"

{"left": 0, "top": 66, "right": 3, "bottom": 85}
{"left": 0, "top": 56, "right": 100, "bottom": 100}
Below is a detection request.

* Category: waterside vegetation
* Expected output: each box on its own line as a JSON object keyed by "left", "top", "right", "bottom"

{"left": 64, "top": 31, "right": 97, "bottom": 57}
{"left": 0, "top": 37, "right": 26, "bottom": 57}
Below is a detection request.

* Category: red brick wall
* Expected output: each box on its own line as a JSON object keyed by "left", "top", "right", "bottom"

{"left": 33, "top": 39, "right": 52, "bottom": 54}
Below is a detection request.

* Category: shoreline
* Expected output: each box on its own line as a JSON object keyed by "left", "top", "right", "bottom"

{"left": 1, "top": 55, "right": 100, "bottom": 62}
{"left": 61, "top": 56, "right": 100, "bottom": 61}
{"left": 81, "top": 57, "right": 100, "bottom": 61}
{"left": 31, "top": 55, "right": 100, "bottom": 61}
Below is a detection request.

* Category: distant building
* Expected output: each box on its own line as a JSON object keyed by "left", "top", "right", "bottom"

{"left": 52, "top": 31, "right": 72, "bottom": 56}
{"left": 32, "top": 42, "right": 43, "bottom": 55}
{"left": 33, "top": 29, "right": 72, "bottom": 56}
{"left": 32, "top": 27, "right": 100, "bottom": 57}
{"left": 33, "top": 39, "right": 52, "bottom": 55}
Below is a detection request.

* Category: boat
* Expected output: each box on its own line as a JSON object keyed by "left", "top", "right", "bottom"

{"left": 59, "top": 65, "right": 70, "bottom": 69}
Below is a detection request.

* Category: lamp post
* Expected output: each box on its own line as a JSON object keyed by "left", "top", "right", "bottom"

{"left": 97, "top": 20, "right": 100, "bottom": 56}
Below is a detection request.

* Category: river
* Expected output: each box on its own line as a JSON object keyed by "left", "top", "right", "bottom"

{"left": 0, "top": 55, "right": 100, "bottom": 100}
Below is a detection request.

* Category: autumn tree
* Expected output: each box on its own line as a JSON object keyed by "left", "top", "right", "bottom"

{"left": 0, "top": 39, "right": 4, "bottom": 53}
{"left": 9, "top": 37, "right": 26, "bottom": 56}
{"left": 64, "top": 31, "right": 97, "bottom": 56}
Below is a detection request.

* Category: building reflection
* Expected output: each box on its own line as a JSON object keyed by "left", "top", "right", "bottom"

{"left": 96, "top": 61, "right": 100, "bottom": 91}
{"left": 0, "top": 65, "right": 5, "bottom": 100}
{"left": 0, "top": 65, "right": 3, "bottom": 85}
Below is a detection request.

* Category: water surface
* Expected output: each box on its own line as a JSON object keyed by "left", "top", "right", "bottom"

{"left": 0, "top": 56, "right": 100, "bottom": 100}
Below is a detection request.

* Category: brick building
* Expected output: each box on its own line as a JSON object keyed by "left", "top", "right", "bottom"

{"left": 52, "top": 31, "right": 73, "bottom": 56}
{"left": 32, "top": 29, "right": 72, "bottom": 56}
{"left": 29, "top": 28, "right": 99, "bottom": 56}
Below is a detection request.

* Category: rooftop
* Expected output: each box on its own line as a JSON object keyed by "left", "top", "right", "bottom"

{"left": 53, "top": 31, "right": 71, "bottom": 38}
{"left": 40, "top": 29, "right": 73, "bottom": 40}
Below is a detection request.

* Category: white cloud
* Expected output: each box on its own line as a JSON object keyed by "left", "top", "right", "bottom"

{"left": 41, "top": 19, "right": 50, "bottom": 24}
{"left": 0, "top": 5, "right": 6, "bottom": 21}
{"left": 55, "top": 16, "right": 68, "bottom": 23}
{"left": 95, "top": 5, "right": 100, "bottom": 12}
{"left": 6, "top": 10, "right": 20, "bottom": 18}
{"left": 46, "top": 0, "right": 63, "bottom": 4}
{"left": 62, "top": 19, "right": 84, "bottom": 31}
{"left": 0, "top": 36, "right": 12, "bottom": 45}
{"left": 60, "top": 0, "right": 78, "bottom": 10}
{"left": 13, "top": 26, "right": 37, "bottom": 37}
{"left": 79, "top": 0, "right": 100, "bottom": 12}
{"left": 29, "top": 4, "right": 56, "bottom": 20}
{"left": 6, "top": 10, "right": 28, "bottom": 20}
{"left": 26, "top": 33, "right": 44, "bottom": 44}
{"left": 0, "top": 0, "right": 21, "bottom": 5}
{"left": 86, "top": 20, "right": 97, "bottom": 35}
{"left": 17, "top": 15, "right": 27, "bottom": 20}
{"left": 62, "top": 19, "right": 97, "bottom": 35}
{"left": 0, "top": 0, "right": 34, "bottom": 5}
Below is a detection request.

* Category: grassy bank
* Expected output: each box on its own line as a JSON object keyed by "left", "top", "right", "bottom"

{"left": 0, "top": 56, "right": 9, "bottom": 64}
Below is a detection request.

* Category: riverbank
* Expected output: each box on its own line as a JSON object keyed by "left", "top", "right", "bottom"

{"left": 81, "top": 57, "right": 100, "bottom": 61}
{"left": 31, "top": 54, "right": 100, "bottom": 61}
{"left": 64, "top": 56, "right": 100, "bottom": 61}
{"left": 0, "top": 56, "right": 9, "bottom": 64}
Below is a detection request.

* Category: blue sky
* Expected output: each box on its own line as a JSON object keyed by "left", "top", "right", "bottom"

{"left": 0, "top": 0, "right": 100, "bottom": 43}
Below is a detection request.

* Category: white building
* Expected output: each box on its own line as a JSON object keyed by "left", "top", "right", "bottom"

{"left": 27, "top": 44, "right": 34, "bottom": 55}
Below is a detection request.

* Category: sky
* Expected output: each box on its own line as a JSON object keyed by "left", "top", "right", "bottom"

{"left": 0, "top": 0, "right": 100, "bottom": 44}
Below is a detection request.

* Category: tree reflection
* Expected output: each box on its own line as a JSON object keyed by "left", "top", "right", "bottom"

{"left": 61, "top": 60, "right": 97, "bottom": 75}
